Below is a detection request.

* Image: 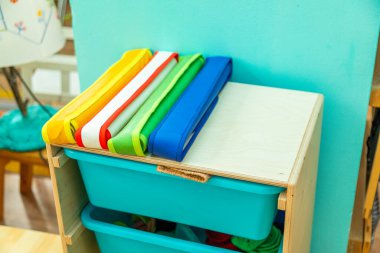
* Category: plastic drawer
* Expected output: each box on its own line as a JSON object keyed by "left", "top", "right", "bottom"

{"left": 66, "top": 148, "right": 284, "bottom": 240}
{"left": 82, "top": 204, "right": 283, "bottom": 253}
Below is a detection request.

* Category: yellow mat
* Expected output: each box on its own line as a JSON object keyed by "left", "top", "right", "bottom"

{"left": 42, "top": 49, "right": 152, "bottom": 144}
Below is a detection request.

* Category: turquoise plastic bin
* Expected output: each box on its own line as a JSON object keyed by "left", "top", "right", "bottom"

{"left": 66, "top": 149, "right": 284, "bottom": 240}
{"left": 82, "top": 204, "right": 283, "bottom": 253}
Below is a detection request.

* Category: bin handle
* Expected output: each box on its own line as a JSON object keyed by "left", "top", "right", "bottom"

{"left": 157, "top": 165, "right": 211, "bottom": 183}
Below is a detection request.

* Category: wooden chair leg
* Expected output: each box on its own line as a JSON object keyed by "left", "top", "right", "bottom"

{"left": 20, "top": 163, "right": 33, "bottom": 194}
{"left": 0, "top": 158, "right": 10, "bottom": 221}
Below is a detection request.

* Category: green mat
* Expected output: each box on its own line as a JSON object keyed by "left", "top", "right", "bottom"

{"left": 108, "top": 54, "right": 204, "bottom": 156}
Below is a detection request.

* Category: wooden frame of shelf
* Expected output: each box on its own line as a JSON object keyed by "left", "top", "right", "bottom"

{"left": 46, "top": 83, "right": 323, "bottom": 253}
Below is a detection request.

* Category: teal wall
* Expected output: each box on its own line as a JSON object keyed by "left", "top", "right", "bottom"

{"left": 70, "top": 1, "right": 379, "bottom": 252}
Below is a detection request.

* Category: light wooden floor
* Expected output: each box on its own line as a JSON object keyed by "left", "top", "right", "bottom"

{"left": 0, "top": 225, "right": 63, "bottom": 253}
{"left": 0, "top": 172, "right": 58, "bottom": 233}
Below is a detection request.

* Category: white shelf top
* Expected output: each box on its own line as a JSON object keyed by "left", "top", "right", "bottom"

{"left": 62, "top": 82, "right": 322, "bottom": 187}
{"left": 180, "top": 82, "right": 322, "bottom": 186}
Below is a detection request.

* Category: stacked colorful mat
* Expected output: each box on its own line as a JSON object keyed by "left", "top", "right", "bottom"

{"left": 42, "top": 48, "right": 232, "bottom": 162}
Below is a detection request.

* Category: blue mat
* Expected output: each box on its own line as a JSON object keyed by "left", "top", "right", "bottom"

{"left": 148, "top": 57, "right": 232, "bottom": 161}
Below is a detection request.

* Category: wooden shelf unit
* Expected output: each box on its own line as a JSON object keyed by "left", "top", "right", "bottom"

{"left": 46, "top": 82, "right": 323, "bottom": 253}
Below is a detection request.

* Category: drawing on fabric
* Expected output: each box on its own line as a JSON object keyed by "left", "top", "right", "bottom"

{"left": 0, "top": 0, "right": 57, "bottom": 44}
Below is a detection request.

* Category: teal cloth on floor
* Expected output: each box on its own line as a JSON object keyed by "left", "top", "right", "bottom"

{"left": 0, "top": 105, "right": 57, "bottom": 151}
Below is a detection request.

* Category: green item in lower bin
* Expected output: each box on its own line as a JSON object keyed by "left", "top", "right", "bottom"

{"left": 258, "top": 227, "right": 282, "bottom": 252}
{"left": 108, "top": 54, "right": 204, "bottom": 156}
{"left": 132, "top": 214, "right": 152, "bottom": 224}
{"left": 113, "top": 221, "right": 128, "bottom": 227}
{"left": 132, "top": 215, "right": 156, "bottom": 232}
{"left": 231, "top": 226, "right": 282, "bottom": 253}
